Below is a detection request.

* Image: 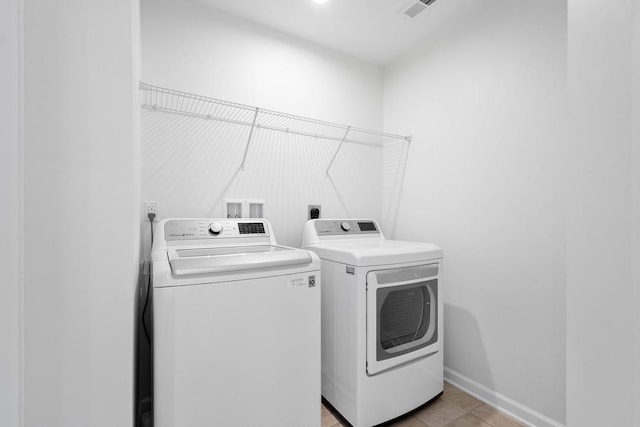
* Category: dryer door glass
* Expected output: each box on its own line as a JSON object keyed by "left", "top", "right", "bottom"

{"left": 376, "top": 279, "right": 437, "bottom": 361}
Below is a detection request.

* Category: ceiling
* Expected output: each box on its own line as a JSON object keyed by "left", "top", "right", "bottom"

{"left": 195, "top": 0, "right": 481, "bottom": 65}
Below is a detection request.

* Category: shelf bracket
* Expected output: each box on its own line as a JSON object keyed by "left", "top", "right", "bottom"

{"left": 240, "top": 108, "right": 260, "bottom": 170}
{"left": 326, "top": 127, "right": 351, "bottom": 177}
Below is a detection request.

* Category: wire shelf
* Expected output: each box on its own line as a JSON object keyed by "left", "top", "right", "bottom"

{"left": 139, "top": 82, "right": 411, "bottom": 174}
{"left": 139, "top": 82, "right": 410, "bottom": 146}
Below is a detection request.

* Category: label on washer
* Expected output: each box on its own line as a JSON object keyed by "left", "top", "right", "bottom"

{"left": 288, "top": 275, "right": 317, "bottom": 288}
{"left": 288, "top": 277, "right": 307, "bottom": 288}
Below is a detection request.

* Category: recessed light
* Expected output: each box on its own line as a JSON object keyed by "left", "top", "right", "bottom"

{"left": 312, "top": 0, "right": 329, "bottom": 4}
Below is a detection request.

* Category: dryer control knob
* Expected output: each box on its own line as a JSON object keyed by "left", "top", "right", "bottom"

{"left": 208, "top": 223, "right": 223, "bottom": 235}
{"left": 341, "top": 222, "right": 351, "bottom": 232}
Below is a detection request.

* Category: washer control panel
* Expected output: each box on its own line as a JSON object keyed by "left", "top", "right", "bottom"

{"left": 165, "top": 219, "right": 269, "bottom": 241}
{"left": 313, "top": 219, "right": 379, "bottom": 236}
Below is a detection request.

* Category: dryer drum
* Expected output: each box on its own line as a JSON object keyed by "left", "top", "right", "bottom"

{"left": 376, "top": 279, "right": 438, "bottom": 362}
{"left": 379, "top": 286, "right": 430, "bottom": 349}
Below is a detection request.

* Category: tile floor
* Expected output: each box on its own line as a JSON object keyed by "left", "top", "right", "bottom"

{"left": 321, "top": 382, "right": 525, "bottom": 427}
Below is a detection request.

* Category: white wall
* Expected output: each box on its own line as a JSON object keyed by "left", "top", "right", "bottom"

{"left": 22, "top": 1, "right": 140, "bottom": 426}
{"left": 634, "top": 3, "right": 640, "bottom": 424}
{"left": 0, "top": 0, "right": 22, "bottom": 426}
{"left": 566, "top": 0, "right": 637, "bottom": 426}
{"left": 140, "top": 0, "right": 386, "bottom": 250}
{"left": 140, "top": 2, "right": 640, "bottom": 426}
{"left": 383, "top": 1, "right": 567, "bottom": 425}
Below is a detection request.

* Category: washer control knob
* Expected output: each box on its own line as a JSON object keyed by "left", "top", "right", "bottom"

{"left": 341, "top": 222, "right": 351, "bottom": 232}
{"left": 208, "top": 223, "right": 223, "bottom": 235}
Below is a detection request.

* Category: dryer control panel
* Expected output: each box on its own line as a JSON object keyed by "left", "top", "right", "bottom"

{"left": 313, "top": 219, "right": 380, "bottom": 236}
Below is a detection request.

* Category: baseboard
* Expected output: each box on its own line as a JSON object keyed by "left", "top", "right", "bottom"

{"left": 444, "top": 367, "right": 565, "bottom": 427}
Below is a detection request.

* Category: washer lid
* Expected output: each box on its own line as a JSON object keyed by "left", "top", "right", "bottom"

{"left": 305, "top": 239, "right": 442, "bottom": 266}
{"left": 167, "top": 245, "right": 313, "bottom": 276}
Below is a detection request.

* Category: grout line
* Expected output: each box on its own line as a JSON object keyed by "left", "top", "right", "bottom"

{"left": 442, "top": 409, "right": 473, "bottom": 427}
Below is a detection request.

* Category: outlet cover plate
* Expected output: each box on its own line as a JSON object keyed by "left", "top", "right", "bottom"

{"left": 144, "top": 201, "right": 159, "bottom": 221}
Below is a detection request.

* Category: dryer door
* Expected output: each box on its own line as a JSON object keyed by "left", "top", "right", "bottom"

{"left": 366, "top": 264, "right": 440, "bottom": 376}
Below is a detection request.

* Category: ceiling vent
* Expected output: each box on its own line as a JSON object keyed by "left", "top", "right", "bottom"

{"left": 399, "top": 0, "right": 438, "bottom": 18}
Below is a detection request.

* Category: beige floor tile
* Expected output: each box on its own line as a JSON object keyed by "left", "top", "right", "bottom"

{"left": 388, "top": 415, "right": 429, "bottom": 427}
{"left": 445, "top": 413, "right": 494, "bottom": 427}
{"left": 413, "top": 397, "right": 468, "bottom": 427}
{"left": 472, "top": 404, "right": 524, "bottom": 427}
{"left": 319, "top": 388, "right": 521, "bottom": 427}
{"left": 321, "top": 404, "right": 340, "bottom": 427}
{"left": 442, "top": 383, "right": 483, "bottom": 411}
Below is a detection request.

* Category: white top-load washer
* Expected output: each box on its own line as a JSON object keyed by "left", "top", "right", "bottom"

{"left": 152, "top": 218, "right": 321, "bottom": 427}
{"left": 302, "top": 219, "right": 443, "bottom": 427}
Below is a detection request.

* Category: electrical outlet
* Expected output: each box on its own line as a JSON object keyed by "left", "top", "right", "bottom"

{"left": 145, "top": 201, "right": 159, "bottom": 221}
{"left": 308, "top": 205, "right": 321, "bottom": 220}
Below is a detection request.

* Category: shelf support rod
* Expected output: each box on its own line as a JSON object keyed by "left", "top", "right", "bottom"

{"left": 240, "top": 108, "right": 260, "bottom": 170}
{"left": 326, "top": 126, "right": 351, "bottom": 177}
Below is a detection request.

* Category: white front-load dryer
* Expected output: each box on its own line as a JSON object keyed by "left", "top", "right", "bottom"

{"left": 152, "top": 218, "right": 321, "bottom": 427}
{"left": 302, "top": 219, "right": 443, "bottom": 427}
